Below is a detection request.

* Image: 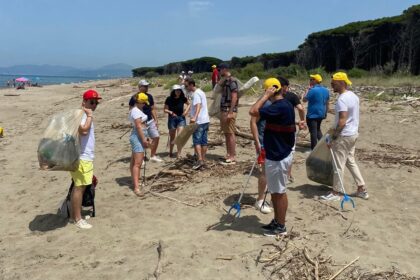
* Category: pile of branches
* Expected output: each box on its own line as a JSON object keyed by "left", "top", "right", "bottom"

{"left": 357, "top": 146, "right": 420, "bottom": 168}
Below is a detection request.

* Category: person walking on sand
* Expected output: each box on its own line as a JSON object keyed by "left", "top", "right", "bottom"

{"left": 218, "top": 63, "right": 239, "bottom": 164}
{"left": 278, "top": 77, "right": 306, "bottom": 182}
{"left": 321, "top": 72, "right": 369, "bottom": 201}
{"left": 129, "top": 80, "right": 162, "bottom": 162}
{"left": 69, "top": 89, "right": 102, "bottom": 229}
{"left": 187, "top": 79, "right": 210, "bottom": 170}
{"left": 129, "top": 92, "right": 150, "bottom": 197}
{"left": 303, "top": 74, "right": 329, "bottom": 150}
{"left": 250, "top": 78, "right": 296, "bottom": 236}
{"left": 211, "top": 65, "right": 219, "bottom": 89}
{"left": 164, "top": 85, "right": 190, "bottom": 158}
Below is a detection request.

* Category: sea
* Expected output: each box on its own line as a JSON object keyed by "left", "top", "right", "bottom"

{"left": 0, "top": 74, "right": 109, "bottom": 88}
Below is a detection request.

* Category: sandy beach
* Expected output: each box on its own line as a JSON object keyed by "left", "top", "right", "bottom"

{"left": 0, "top": 79, "right": 419, "bottom": 279}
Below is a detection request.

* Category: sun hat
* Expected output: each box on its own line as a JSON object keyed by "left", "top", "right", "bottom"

{"left": 211, "top": 65, "right": 217, "bottom": 68}
{"left": 83, "top": 89, "right": 102, "bottom": 100}
{"left": 310, "top": 74, "right": 323, "bottom": 83}
{"left": 332, "top": 72, "right": 352, "bottom": 86}
{"left": 136, "top": 92, "right": 149, "bottom": 105}
{"left": 171, "top": 84, "right": 182, "bottom": 91}
{"left": 138, "top": 79, "right": 150, "bottom": 86}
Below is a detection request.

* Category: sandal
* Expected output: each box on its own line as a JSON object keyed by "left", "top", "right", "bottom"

{"left": 133, "top": 188, "right": 145, "bottom": 197}
{"left": 220, "top": 158, "right": 236, "bottom": 165}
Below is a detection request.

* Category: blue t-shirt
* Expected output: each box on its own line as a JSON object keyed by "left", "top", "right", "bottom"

{"left": 306, "top": 85, "right": 329, "bottom": 119}
{"left": 256, "top": 100, "right": 272, "bottom": 146}
{"left": 259, "top": 99, "right": 295, "bottom": 161}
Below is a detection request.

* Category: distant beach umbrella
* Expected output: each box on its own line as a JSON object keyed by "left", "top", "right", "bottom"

{"left": 15, "top": 77, "right": 29, "bottom": 82}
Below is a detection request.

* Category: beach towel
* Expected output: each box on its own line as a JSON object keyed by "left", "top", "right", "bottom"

{"left": 305, "top": 134, "right": 334, "bottom": 186}
{"left": 38, "top": 109, "right": 84, "bottom": 171}
{"left": 173, "top": 123, "right": 198, "bottom": 150}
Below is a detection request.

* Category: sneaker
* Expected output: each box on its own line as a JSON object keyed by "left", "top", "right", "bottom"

{"left": 261, "top": 219, "right": 277, "bottom": 231}
{"left": 220, "top": 158, "right": 236, "bottom": 165}
{"left": 320, "top": 192, "right": 341, "bottom": 201}
{"left": 255, "top": 200, "right": 272, "bottom": 214}
{"left": 192, "top": 160, "right": 204, "bottom": 170}
{"left": 150, "top": 156, "right": 163, "bottom": 163}
{"left": 356, "top": 191, "right": 369, "bottom": 200}
{"left": 75, "top": 219, "right": 92, "bottom": 229}
{"left": 263, "top": 224, "right": 287, "bottom": 237}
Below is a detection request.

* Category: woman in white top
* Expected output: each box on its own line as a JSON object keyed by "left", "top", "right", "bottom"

{"left": 129, "top": 92, "right": 150, "bottom": 196}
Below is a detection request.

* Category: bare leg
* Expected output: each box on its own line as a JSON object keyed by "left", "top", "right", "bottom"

{"left": 131, "top": 152, "right": 145, "bottom": 193}
{"left": 150, "top": 137, "right": 159, "bottom": 157}
{"left": 168, "top": 129, "right": 176, "bottom": 156}
{"left": 71, "top": 186, "right": 86, "bottom": 221}
{"left": 271, "top": 193, "right": 288, "bottom": 225}
{"left": 226, "top": 133, "right": 236, "bottom": 160}
{"left": 194, "top": 145, "right": 203, "bottom": 161}
{"left": 257, "top": 166, "right": 267, "bottom": 201}
{"left": 224, "top": 133, "right": 230, "bottom": 159}
{"left": 201, "top": 145, "right": 208, "bottom": 162}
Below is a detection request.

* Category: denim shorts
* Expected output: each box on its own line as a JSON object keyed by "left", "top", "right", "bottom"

{"left": 168, "top": 116, "right": 186, "bottom": 130}
{"left": 192, "top": 123, "right": 209, "bottom": 146}
{"left": 129, "top": 130, "right": 144, "bottom": 153}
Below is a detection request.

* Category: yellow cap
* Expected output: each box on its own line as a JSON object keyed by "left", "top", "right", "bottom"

{"left": 211, "top": 65, "right": 217, "bottom": 68}
{"left": 310, "top": 74, "right": 322, "bottom": 83}
{"left": 0, "top": 127, "right": 3, "bottom": 138}
{"left": 136, "top": 92, "right": 150, "bottom": 105}
{"left": 263, "top": 78, "right": 281, "bottom": 92}
{"left": 332, "top": 72, "right": 352, "bottom": 86}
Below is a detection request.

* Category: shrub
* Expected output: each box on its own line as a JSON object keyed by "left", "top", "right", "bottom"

{"left": 163, "top": 79, "right": 179, "bottom": 90}
{"left": 144, "top": 71, "right": 159, "bottom": 79}
{"left": 348, "top": 68, "right": 368, "bottom": 78}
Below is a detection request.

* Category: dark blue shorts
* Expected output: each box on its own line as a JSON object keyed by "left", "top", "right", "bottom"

{"left": 193, "top": 123, "right": 209, "bottom": 146}
{"left": 168, "top": 116, "right": 186, "bottom": 130}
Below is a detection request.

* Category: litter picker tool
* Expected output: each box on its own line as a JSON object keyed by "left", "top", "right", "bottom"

{"left": 326, "top": 135, "right": 355, "bottom": 210}
{"left": 228, "top": 155, "right": 258, "bottom": 218}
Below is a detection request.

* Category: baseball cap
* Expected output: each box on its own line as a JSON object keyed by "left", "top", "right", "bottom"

{"left": 136, "top": 92, "right": 149, "bottom": 105}
{"left": 310, "top": 74, "right": 323, "bottom": 83}
{"left": 138, "top": 79, "right": 150, "bottom": 86}
{"left": 83, "top": 89, "right": 102, "bottom": 100}
{"left": 332, "top": 72, "right": 352, "bottom": 86}
{"left": 218, "top": 63, "right": 229, "bottom": 70}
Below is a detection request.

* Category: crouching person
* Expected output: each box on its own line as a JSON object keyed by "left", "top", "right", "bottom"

{"left": 249, "top": 78, "right": 295, "bottom": 236}
{"left": 70, "top": 90, "right": 101, "bottom": 229}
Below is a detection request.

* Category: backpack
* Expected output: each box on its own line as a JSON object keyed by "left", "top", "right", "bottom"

{"left": 59, "top": 175, "right": 97, "bottom": 218}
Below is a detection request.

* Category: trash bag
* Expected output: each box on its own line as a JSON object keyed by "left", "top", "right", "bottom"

{"left": 173, "top": 123, "right": 198, "bottom": 150}
{"left": 305, "top": 134, "right": 334, "bottom": 186}
{"left": 208, "top": 76, "right": 259, "bottom": 119}
{"left": 38, "top": 109, "right": 84, "bottom": 171}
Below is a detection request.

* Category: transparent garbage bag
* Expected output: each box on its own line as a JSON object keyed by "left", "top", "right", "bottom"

{"left": 37, "top": 109, "right": 84, "bottom": 171}
{"left": 305, "top": 134, "right": 334, "bottom": 186}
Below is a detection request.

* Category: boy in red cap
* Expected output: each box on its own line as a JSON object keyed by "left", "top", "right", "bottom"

{"left": 69, "top": 89, "right": 101, "bottom": 229}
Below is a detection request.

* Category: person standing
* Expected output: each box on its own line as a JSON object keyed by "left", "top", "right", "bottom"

{"left": 164, "top": 85, "right": 190, "bottom": 158}
{"left": 129, "top": 93, "right": 150, "bottom": 196}
{"left": 218, "top": 63, "right": 238, "bottom": 164}
{"left": 303, "top": 74, "right": 329, "bottom": 150}
{"left": 187, "top": 79, "right": 210, "bottom": 170}
{"left": 211, "top": 65, "right": 219, "bottom": 89}
{"left": 321, "top": 72, "right": 368, "bottom": 201}
{"left": 130, "top": 80, "right": 162, "bottom": 162}
{"left": 250, "top": 78, "right": 295, "bottom": 236}
{"left": 70, "top": 89, "right": 101, "bottom": 229}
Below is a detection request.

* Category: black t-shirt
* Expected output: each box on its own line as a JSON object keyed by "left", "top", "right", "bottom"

{"left": 284, "top": 91, "right": 301, "bottom": 108}
{"left": 129, "top": 93, "right": 155, "bottom": 121}
{"left": 165, "top": 96, "right": 188, "bottom": 116}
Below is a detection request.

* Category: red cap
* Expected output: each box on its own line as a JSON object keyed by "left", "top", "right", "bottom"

{"left": 83, "top": 89, "right": 102, "bottom": 100}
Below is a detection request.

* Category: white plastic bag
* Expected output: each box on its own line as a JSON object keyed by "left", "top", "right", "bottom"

{"left": 37, "top": 109, "right": 84, "bottom": 171}
{"left": 305, "top": 134, "right": 334, "bottom": 186}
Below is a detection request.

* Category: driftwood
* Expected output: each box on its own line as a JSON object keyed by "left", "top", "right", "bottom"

{"left": 153, "top": 240, "right": 165, "bottom": 280}
{"left": 147, "top": 190, "right": 202, "bottom": 207}
{"left": 328, "top": 256, "right": 359, "bottom": 280}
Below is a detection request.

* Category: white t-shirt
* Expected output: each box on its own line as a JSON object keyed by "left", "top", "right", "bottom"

{"left": 128, "top": 107, "right": 148, "bottom": 126}
{"left": 80, "top": 114, "right": 95, "bottom": 161}
{"left": 190, "top": 88, "right": 210, "bottom": 125}
{"left": 335, "top": 90, "right": 360, "bottom": 137}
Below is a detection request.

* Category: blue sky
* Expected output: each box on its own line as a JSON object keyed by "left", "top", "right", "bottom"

{"left": 0, "top": 0, "right": 418, "bottom": 68}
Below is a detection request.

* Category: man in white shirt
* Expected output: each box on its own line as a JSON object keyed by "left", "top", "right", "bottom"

{"left": 70, "top": 89, "right": 101, "bottom": 229}
{"left": 321, "top": 72, "right": 368, "bottom": 201}
{"left": 186, "top": 79, "right": 210, "bottom": 170}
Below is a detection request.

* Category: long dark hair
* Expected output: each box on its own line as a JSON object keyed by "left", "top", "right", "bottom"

{"left": 170, "top": 88, "right": 186, "bottom": 100}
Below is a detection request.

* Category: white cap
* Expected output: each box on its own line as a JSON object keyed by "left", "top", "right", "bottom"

{"left": 138, "top": 79, "right": 150, "bottom": 86}
{"left": 181, "top": 71, "right": 185, "bottom": 74}
{"left": 172, "top": 84, "right": 182, "bottom": 91}
{"left": 188, "top": 70, "right": 193, "bottom": 74}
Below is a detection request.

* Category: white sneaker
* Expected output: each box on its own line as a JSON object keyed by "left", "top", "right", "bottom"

{"left": 75, "top": 219, "right": 92, "bottom": 229}
{"left": 255, "top": 200, "right": 272, "bottom": 214}
{"left": 150, "top": 156, "right": 163, "bottom": 163}
{"left": 320, "top": 193, "right": 341, "bottom": 201}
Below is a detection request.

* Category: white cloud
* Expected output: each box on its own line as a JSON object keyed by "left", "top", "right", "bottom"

{"left": 196, "top": 35, "right": 281, "bottom": 47}
{"left": 188, "top": 1, "right": 213, "bottom": 16}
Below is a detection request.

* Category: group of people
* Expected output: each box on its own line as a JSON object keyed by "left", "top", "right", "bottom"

{"left": 68, "top": 64, "right": 368, "bottom": 234}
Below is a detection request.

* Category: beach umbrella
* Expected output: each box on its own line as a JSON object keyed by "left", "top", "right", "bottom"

{"left": 15, "top": 77, "right": 29, "bottom": 82}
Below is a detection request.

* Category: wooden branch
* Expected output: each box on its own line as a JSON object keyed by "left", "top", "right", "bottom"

{"left": 234, "top": 128, "right": 254, "bottom": 140}
{"left": 153, "top": 240, "right": 165, "bottom": 280}
{"left": 304, "top": 247, "right": 319, "bottom": 280}
{"left": 328, "top": 256, "right": 359, "bottom": 280}
{"left": 147, "top": 190, "right": 201, "bottom": 207}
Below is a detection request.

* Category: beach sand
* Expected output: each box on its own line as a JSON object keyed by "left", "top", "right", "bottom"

{"left": 0, "top": 79, "right": 419, "bottom": 279}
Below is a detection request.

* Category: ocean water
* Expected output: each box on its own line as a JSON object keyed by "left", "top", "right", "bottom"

{"left": 0, "top": 74, "right": 107, "bottom": 88}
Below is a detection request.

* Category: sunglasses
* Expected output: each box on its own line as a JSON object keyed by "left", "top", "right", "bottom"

{"left": 89, "top": 100, "right": 99, "bottom": 105}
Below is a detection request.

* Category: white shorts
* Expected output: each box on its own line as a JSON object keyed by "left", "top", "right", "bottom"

{"left": 265, "top": 153, "right": 293, "bottom": 194}
{"left": 146, "top": 119, "right": 160, "bottom": 138}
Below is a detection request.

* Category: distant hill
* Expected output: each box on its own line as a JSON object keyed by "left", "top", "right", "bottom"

{"left": 133, "top": 4, "right": 420, "bottom": 76}
{"left": 0, "top": 63, "right": 133, "bottom": 77}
